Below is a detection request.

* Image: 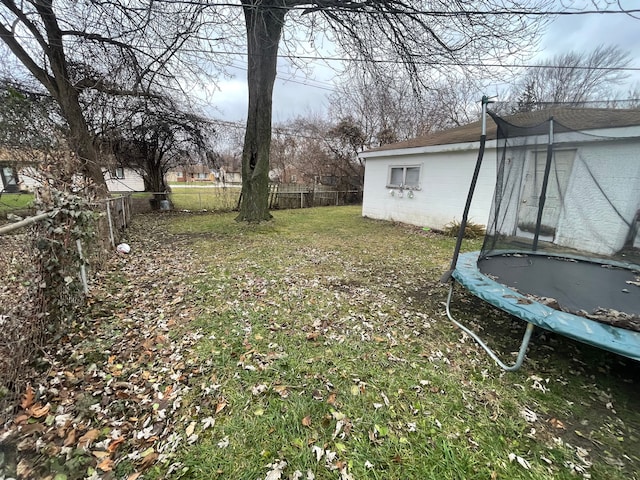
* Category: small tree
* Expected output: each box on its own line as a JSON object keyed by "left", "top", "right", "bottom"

{"left": 1, "top": 0, "right": 220, "bottom": 195}
{"left": 101, "top": 97, "right": 216, "bottom": 207}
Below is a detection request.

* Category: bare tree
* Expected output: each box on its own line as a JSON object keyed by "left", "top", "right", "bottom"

{"left": 507, "top": 45, "right": 633, "bottom": 109}
{"left": 0, "top": 0, "right": 220, "bottom": 195}
{"left": 329, "top": 67, "right": 485, "bottom": 146}
{"left": 99, "top": 96, "right": 216, "bottom": 204}
{"left": 235, "top": 0, "right": 551, "bottom": 221}
{"left": 0, "top": 81, "right": 59, "bottom": 152}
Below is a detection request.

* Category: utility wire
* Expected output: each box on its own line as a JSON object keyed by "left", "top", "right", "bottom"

{"left": 3, "top": 34, "right": 639, "bottom": 74}
{"left": 151, "top": 1, "right": 640, "bottom": 17}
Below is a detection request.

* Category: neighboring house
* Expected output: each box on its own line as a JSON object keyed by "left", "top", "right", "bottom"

{"left": 0, "top": 164, "right": 20, "bottom": 192}
{"left": 103, "top": 167, "right": 145, "bottom": 192}
{"left": 0, "top": 151, "right": 145, "bottom": 193}
{"left": 219, "top": 167, "right": 242, "bottom": 184}
{"left": 360, "top": 108, "right": 640, "bottom": 249}
{"left": 167, "top": 165, "right": 215, "bottom": 183}
{"left": 0, "top": 148, "right": 39, "bottom": 192}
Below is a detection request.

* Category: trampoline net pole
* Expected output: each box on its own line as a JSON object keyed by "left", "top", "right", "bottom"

{"left": 533, "top": 117, "right": 554, "bottom": 251}
{"left": 441, "top": 97, "right": 490, "bottom": 283}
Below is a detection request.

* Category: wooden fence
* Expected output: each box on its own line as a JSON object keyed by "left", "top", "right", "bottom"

{"left": 270, "top": 184, "right": 362, "bottom": 210}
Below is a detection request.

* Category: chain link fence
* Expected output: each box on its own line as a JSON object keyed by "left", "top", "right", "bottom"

{"left": 0, "top": 195, "right": 131, "bottom": 422}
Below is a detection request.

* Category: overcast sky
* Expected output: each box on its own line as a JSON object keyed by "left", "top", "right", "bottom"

{"left": 207, "top": 6, "right": 640, "bottom": 123}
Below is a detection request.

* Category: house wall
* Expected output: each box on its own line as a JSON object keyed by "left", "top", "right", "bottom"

{"left": 361, "top": 147, "right": 497, "bottom": 230}
{"left": 556, "top": 140, "right": 640, "bottom": 256}
{"left": 103, "top": 168, "right": 145, "bottom": 192}
{"left": 17, "top": 166, "right": 41, "bottom": 192}
{"left": 486, "top": 138, "right": 639, "bottom": 257}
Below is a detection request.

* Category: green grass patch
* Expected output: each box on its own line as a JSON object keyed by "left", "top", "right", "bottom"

{"left": 169, "top": 186, "right": 241, "bottom": 212}
{"left": 0, "top": 192, "right": 34, "bottom": 216}
{"left": 135, "top": 206, "right": 640, "bottom": 480}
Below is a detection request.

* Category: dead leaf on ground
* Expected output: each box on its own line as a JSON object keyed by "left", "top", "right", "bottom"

{"left": 107, "top": 436, "right": 126, "bottom": 453}
{"left": 302, "top": 416, "right": 312, "bottom": 427}
{"left": 215, "top": 400, "right": 227, "bottom": 414}
{"left": 273, "top": 385, "right": 290, "bottom": 398}
{"left": 13, "top": 414, "right": 29, "bottom": 425}
{"left": 138, "top": 452, "right": 159, "bottom": 470}
{"left": 28, "top": 403, "right": 50, "bottom": 418}
{"left": 63, "top": 429, "right": 76, "bottom": 447}
{"left": 78, "top": 429, "right": 101, "bottom": 448}
{"left": 306, "top": 331, "right": 321, "bottom": 341}
{"left": 97, "top": 457, "right": 115, "bottom": 471}
{"left": 20, "top": 385, "right": 35, "bottom": 410}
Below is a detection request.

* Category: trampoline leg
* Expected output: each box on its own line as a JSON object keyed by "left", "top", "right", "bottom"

{"left": 445, "top": 283, "right": 535, "bottom": 372}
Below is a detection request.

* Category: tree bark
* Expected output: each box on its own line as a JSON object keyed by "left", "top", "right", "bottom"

{"left": 0, "top": 0, "right": 108, "bottom": 196}
{"left": 58, "top": 89, "right": 109, "bottom": 195}
{"left": 236, "top": 1, "right": 287, "bottom": 222}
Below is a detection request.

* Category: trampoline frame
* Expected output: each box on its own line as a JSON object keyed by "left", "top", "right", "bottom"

{"left": 447, "top": 251, "right": 640, "bottom": 369}
{"left": 442, "top": 100, "right": 640, "bottom": 370}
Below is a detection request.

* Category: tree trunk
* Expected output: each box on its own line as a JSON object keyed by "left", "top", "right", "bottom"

{"left": 31, "top": 0, "right": 109, "bottom": 196}
{"left": 236, "top": 2, "right": 287, "bottom": 222}
{"left": 144, "top": 156, "right": 172, "bottom": 210}
{"left": 62, "top": 97, "right": 109, "bottom": 196}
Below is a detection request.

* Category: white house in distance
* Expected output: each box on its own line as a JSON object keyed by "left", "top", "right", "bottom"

{"left": 0, "top": 163, "right": 145, "bottom": 193}
{"left": 102, "top": 167, "right": 145, "bottom": 192}
{"left": 360, "top": 108, "right": 640, "bottom": 249}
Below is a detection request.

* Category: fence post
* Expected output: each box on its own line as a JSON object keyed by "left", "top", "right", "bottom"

{"left": 126, "top": 194, "right": 131, "bottom": 226}
{"left": 76, "top": 239, "right": 89, "bottom": 295}
{"left": 120, "top": 195, "right": 126, "bottom": 228}
{"left": 105, "top": 199, "right": 115, "bottom": 248}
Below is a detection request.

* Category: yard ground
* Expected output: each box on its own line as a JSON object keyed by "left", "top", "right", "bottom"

{"left": 1, "top": 206, "right": 639, "bottom": 480}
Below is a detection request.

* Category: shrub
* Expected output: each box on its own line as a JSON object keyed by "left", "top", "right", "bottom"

{"left": 443, "top": 219, "right": 486, "bottom": 239}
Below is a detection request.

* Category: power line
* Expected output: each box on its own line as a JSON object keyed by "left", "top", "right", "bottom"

{"left": 154, "top": 1, "right": 640, "bottom": 17}
{"left": 6, "top": 35, "right": 634, "bottom": 74}
{"left": 225, "top": 59, "right": 336, "bottom": 91}
{"left": 221, "top": 51, "right": 640, "bottom": 72}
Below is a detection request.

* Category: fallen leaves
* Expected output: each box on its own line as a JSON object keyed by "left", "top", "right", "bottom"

{"left": 19, "top": 385, "right": 35, "bottom": 410}
{"left": 508, "top": 452, "right": 531, "bottom": 470}
{"left": 78, "top": 429, "right": 101, "bottom": 449}
{"left": 0, "top": 217, "right": 211, "bottom": 478}
{"left": 3, "top": 211, "right": 639, "bottom": 479}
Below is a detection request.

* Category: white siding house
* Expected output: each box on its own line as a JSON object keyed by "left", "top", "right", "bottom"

{"left": 360, "top": 109, "right": 640, "bottom": 249}
{"left": 0, "top": 164, "right": 145, "bottom": 193}
{"left": 103, "top": 167, "right": 145, "bottom": 192}
{"left": 360, "top": 119, "right": 497, "bottom": 230}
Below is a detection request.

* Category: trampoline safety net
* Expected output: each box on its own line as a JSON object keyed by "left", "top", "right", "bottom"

{"left": 479, "top": 109, "right": 640, "bottom": 332}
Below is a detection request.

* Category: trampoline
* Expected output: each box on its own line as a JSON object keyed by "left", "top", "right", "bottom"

{"left": 443, "top": 100, "right": 640, "bottom": 370}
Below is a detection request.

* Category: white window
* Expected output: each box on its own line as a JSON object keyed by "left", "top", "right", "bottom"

{"left": 387, "top": 165, "right": 421, "bottom": 190}
{"left": 113, "top": 167, "right": 125, "bottom": 179}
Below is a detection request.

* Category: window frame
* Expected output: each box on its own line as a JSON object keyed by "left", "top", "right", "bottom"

{"left": 112, "top": 167, "right": 125, "bottom": 179}
{"left": 386, "top": 164, "right": 422, "bottom": 190}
